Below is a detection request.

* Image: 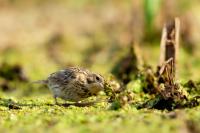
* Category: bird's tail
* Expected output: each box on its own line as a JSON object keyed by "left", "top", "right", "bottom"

{"left": 31, "top": 80, "right": 48, "bottom": 84}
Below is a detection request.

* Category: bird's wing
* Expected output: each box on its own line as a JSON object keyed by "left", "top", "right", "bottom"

{"left": 48, "top": 69, "right": 76, "bottom": 85}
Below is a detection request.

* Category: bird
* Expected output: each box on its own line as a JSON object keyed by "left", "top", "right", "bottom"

{"left": 33, "top": 67, "right": 105, "bottom": 104}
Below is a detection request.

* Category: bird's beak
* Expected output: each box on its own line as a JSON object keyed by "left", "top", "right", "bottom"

{"left": 100, "top": 83, "right": 105, "bottom": 90}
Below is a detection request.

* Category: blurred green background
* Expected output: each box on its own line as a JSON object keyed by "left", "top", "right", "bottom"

{"left": 0, "top": 0, "right": 200, "bottom": 81}
{"left": 1, "top": 1, "right": 200, "bottom": 133}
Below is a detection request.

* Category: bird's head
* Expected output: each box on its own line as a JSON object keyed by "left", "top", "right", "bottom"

{"left": 86, "top": 73, "right": 105, "bottom": 95}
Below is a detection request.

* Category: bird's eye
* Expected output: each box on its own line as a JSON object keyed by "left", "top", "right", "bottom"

{"left": 96, "top": 76, "right": 100, "bottom": 81}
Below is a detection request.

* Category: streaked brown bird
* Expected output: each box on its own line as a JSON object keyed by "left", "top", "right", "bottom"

{"left": 34, "top": 67, "right": 104, "bottom": 104}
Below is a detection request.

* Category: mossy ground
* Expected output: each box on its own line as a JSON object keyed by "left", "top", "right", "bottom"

{"left": 0, "top": 68, "right": 200, "bottom": 133}
{"left": 1, "top": 95, "right": 200, "bottom": 133}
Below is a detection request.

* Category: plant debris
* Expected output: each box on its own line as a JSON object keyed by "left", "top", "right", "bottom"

{"left": 0, "top": 63, "right": 28, "bottom": 82}
{"left": 107, "top": 58, "right": 195, "bottom": 110}
{"left": 111, "top": 45, "right": 139, "bottom": 84}
{"left": 0, "top": 98, "right": 21, "bottom": 110}
{"left": 104, "top": 76, "right": 124, "bottom": 102}
{"left": 104, "top": 18, "right": 200, "bottom": 111}
{"left": 183, "top": 80, "right": 200, "bottom": 95}
{"left": 8, "top": 103, "right": 21, "bottom": 110}
{"left": 137, "top": 58, "right": 188, "bottom": 110}
{"left": 104, "top": 76, "right": 135, "bottom": 110}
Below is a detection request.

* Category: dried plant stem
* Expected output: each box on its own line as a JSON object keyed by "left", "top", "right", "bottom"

{"left": 159, "top": 18, "right": 180, "bottom": 77}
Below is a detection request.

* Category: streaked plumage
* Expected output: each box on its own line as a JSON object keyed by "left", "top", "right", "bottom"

{"left": 34, "top": 67, "right": 104, "bottom": 103}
